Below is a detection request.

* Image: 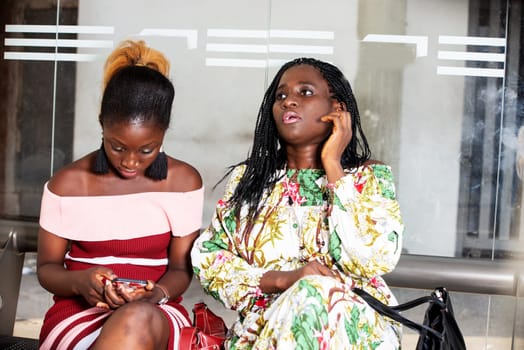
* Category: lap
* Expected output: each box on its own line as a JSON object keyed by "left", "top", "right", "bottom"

{"left": 257, "top": 275, "right": 401, "bottom": 349}
{"left": 40, "top": 299, "right": 191, "bottom": 350}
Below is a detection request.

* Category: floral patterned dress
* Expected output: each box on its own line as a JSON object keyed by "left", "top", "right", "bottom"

{"left": 191, "top": 164, "right": 404, "bottom": 349}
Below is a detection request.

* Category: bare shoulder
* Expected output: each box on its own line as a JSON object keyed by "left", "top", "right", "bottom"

{"left": 165, "top": 156, "right": 202, "bottom": 192}
{"left": 363, "top": 159, "right": 385, "bottom": 166}
{"left": 46, "top": 153, "right": 95, "bottom": 196}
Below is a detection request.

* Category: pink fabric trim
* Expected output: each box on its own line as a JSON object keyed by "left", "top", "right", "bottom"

{"left": 39, "top": 183, "right": 204, "bottom": 241}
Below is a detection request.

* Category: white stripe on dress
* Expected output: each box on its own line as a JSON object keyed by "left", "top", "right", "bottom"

{"left": 159, "top": 304, "right": 192, "bottom": 350}
{"left": 65, "top": 252, "right": 168, "bottom": 266}
{"left": 57, "top": 311, "right": 111, "bottom": 349}
{"left": 73, "top": 328, "right": 101, "bottom": 350}
{"left": 40, "top": 304, "right": 191, "bottom": 350}
{"left": 39, "top": 307, "right": 109, "bottom": 349}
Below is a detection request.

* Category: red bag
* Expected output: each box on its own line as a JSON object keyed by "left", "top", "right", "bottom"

{"left": 179, "top": 302, "right": 228, "bottom": 350}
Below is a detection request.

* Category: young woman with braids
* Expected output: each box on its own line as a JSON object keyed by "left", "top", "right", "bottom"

{"left": 192, "top": 58, "right": 404, "bottom": 349}
{"left": 37, "top": 40, "right": 203, "bottom": 349}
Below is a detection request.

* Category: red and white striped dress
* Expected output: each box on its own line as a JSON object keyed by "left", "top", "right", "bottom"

{"left": 37, "top": 183, "right": 204, "bottom": 350}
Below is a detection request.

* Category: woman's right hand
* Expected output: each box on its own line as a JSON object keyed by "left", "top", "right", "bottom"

{"left": 75, "top": 267, "right": 116, "bottom": 308}
{"left": 296, "top": 260, "right": 337, "bottom": 280}
{"left": 103, "top": 280, "right": 155, "bottom": 309}
{"left": 261, "top": 260, "right": 338, "bottom": 293}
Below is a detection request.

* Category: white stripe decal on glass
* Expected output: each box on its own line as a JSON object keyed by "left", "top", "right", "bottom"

{"left": 4, "top": 52, "right": 97, "bottom": 61}
{"left": 206, "top": 43, "right": 333, "bottom": 55}
{"left": 139, "top": 29, "right": 198, "bottom": 49}
{"left": 5, "top": 24, "right": 114, "bottom": 34}
{"left": 362, "top": 34, "right": 428, "bottom": 57}
{"left": 269, "top": 30, "right": 334, "bottom": 40}
{"left": 437, "top": 50, "right": 505, "bottom": 62}
{"left": 205, "top": 58, "right": 287, "bottom": 68}
{"left": 207, "top": 29, "right": 268, "bottom": 38}
{"left": 436, "top": 66, "right": 504, "bottom": 78}
{"left": 207, "top": 29, "right": 334, "bottom": 40}
{"left": 4, "top": 24, "right": 114, "bottom": 62}
{"left": 206, "top": 43, "right": 268, "bottom": 53}
{"left": 438, "top": 35, "right": 506, "bottom": 46}
{"left": 4, "top": 38, "right": 113, "bottom": 48}
{"left": 269, "top": 44, "right": 333, "bottom": 54}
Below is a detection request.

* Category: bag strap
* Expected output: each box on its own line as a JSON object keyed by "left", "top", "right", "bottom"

{"left": 390, "top": 294, "right": 445, "bottom": 312}
{"left": 352, "top": 288, "right": 443, "bottom": 340}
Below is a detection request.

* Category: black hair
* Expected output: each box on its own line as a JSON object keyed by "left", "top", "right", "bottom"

{"left": 93, "top": 65, "right": 174, "bottom": 179}
{"left": 99, "top": 65, "right": 174, "bottom": 130}
{"left": 227, "top": 57, "right": 371, "bottom": 222}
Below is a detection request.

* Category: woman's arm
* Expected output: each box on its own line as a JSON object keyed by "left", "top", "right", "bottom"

{"left": 148, "top": 159, "right": 203, "bottom": 303}
{"left": 192, "top": 166, "right": 274, "bottom": 311}
{"left": 259, "top": 260, "right": 337, "bottom": 293}
{"left": 37, "top": 228, "right": 114, "bottom": 306}
{"left": 192, "top": 210, "right": 269, "bottom": 312}
{"left": 327, "top": 164, "right": 404, "bottom": 279}
{"left": 151, "top": 230, "right": 199, "bottom": 303}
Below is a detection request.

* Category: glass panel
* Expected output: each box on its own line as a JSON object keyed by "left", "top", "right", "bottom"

{"left": 1, "top": 1, "right": 76, "bottom": 220}
{"left": 516, "top": 295, "right": 524, "bottom": 348}
{"left": 392, "top": 287, "right": 517, "bottom": 349}
{"left": 73, "top": 0, "right": 272, "bottom": 222}
{"left": 1, "top": 0, "right": 523, "bottom": 346}
{"left": 3, "top": 0, "right": 522, "bottom": 257}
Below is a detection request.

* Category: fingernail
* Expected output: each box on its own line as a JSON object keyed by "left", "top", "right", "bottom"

{"left": 96, "top": 302, "right": 109, "bottom": 309}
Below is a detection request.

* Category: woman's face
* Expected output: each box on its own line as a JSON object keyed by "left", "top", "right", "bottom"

{"left": 102, "top": 120, "right": 165, "bottom": 179}
{"left": 272, "top": 64, "right": 336, "bottom": 146}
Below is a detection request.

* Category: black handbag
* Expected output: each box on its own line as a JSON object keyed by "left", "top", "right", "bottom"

{"left": 353, "top": 287, "right": 466, "bottom": 350}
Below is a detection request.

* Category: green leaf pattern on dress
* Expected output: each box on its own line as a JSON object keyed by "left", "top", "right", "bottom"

{"left": 191, "top": 164, "right": 404, "bottom": 349}
{"left": 291, "top": 279, "right": 328, "bottom": 350}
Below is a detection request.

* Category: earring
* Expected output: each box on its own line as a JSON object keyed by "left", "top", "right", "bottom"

{"left": 93, "top": 142, "right": 109, "bottom": 174}
{"left": 145, "top": 148, "right": 168, "bottom": 180}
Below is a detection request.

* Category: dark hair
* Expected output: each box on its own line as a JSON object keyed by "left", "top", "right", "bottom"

{"left": 228, "top": 57, "right": 371, "bottom": 222}
{"left": 93, "top": 40, "right": 174, "bottom": 180}
{"left": 99, "top": 65, "right": 174, "bottom": 130}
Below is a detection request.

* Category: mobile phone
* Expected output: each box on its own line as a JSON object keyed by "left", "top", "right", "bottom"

{"left": 112, "top": 277, "right": 148, "bottom": 289}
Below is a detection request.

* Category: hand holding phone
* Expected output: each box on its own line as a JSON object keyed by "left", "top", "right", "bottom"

{"left": 112, "top": 277, "right": 148, "bottom": 290}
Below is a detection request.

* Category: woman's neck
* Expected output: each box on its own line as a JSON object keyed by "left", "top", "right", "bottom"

{"left": 283, "top": 143, "right": 323, "bottom": 169}
{"left": 285, "top": 153, "right": 322, "bottom": 169}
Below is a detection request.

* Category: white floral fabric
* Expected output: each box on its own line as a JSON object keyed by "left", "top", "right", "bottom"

{"left": 191, "top": 164, "right": 404, "bottom": 349}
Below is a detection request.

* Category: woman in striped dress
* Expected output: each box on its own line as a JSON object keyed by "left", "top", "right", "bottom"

{"left": 37, "top": 40, "right": 203, "bottom": 350}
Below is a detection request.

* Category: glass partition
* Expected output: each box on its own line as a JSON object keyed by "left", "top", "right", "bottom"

{"left": 2, "top": 0, "right": 523, "bottom": 346}
{"left": 2, "top": 0, "right": 522, "bottom": 259}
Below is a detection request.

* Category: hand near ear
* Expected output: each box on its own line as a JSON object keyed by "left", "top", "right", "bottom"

{"left": 320, "top": 108, "right": 352, "bottom": 169}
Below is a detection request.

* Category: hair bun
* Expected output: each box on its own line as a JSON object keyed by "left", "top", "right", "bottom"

{"left": 103, "top": 40, "right": 170, "bottom": 88}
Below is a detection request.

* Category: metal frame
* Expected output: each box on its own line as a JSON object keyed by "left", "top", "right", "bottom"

{"left": 384, "top": 254, "right": 522, "bottom": 297}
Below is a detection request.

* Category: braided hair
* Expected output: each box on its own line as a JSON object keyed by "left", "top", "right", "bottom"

{"left": 228, "top": 57, "right": 371, "bottom": 222}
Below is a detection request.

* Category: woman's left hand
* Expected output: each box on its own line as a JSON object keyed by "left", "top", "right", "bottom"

{"left": 320, "top": 110, "right": 352, "bottom": 165}
{"left": 102, "top": 279, "right": 155, "bottom": 308}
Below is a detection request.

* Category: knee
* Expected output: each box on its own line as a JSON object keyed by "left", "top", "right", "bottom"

{"left": 94, "top": 302, "right": 169, "bottom": 349}
{"left": 111, "top": 301, "right": 166, "bottom": 332}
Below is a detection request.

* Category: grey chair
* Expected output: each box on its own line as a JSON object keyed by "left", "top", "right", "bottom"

{"left": 0, "top": 221, "right": 39, "bottom": 349}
